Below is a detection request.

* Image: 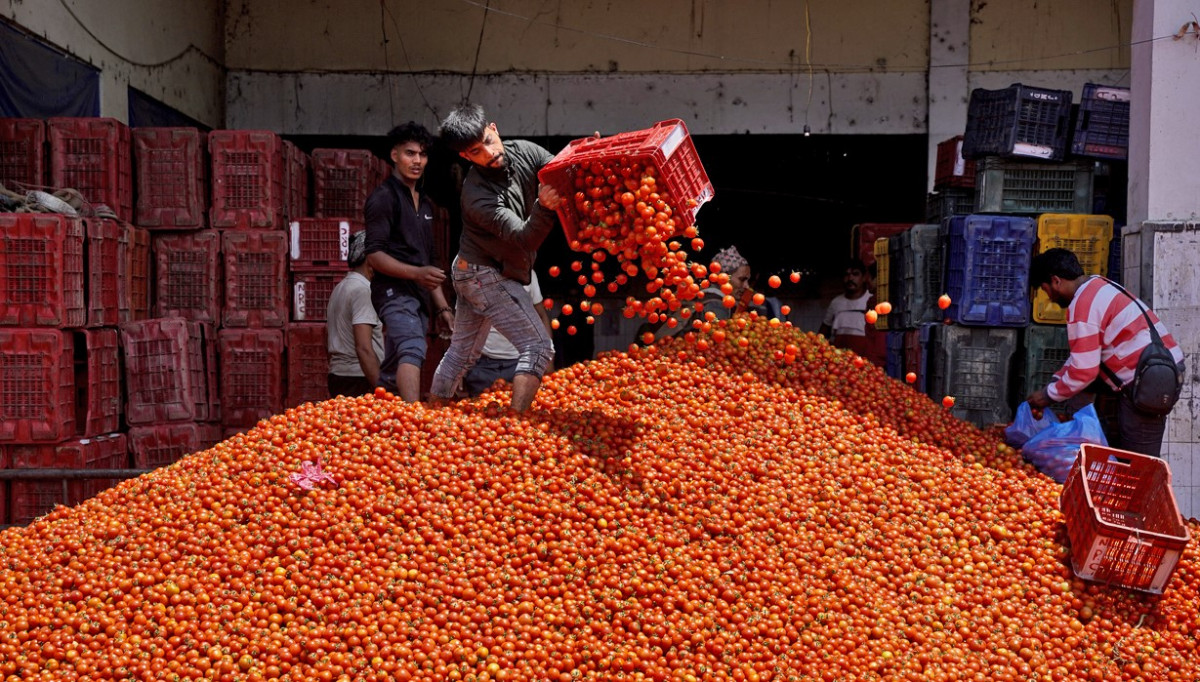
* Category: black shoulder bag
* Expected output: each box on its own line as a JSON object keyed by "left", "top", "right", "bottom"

{"left": 1098, "top": 279, "right": 1183, "bottom": 416}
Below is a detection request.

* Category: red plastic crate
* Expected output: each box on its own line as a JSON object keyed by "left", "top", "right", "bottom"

{"left": 286, "top": 323, "right": 330, "bottom": 408}
{"left": 312, "top": 148, "right": 383, "bottom": 222}
{"left": 851, "top": 223, "right": 914, "bottom": 267}
{"left": 132, "top": 127, "right": 208, "bottom": 229}
{"left": 289, "top": 218, "right": 361, "bottom": 270}
{"left": 222, "top": 230, "right": 289, "bottom": 328}
{"left": 209, "top": 130, "right": 285, "bottom": 229}
{"left": 537, "top": 119, "right": 714, "bottom": 246}
{"left": 0, "top": 329, "right": 75, "bottom": 443}
{"left": 934, "top": 135, "right": 976, "bottom": 189}
{"left": 0, "top": 118, "right": 45, "bottom": 190}
{"left": 79, "top": 328, "right": 121, "bottom": 437}
{"left": 119, "top": 318, "right": 216, "bottom": 424}
{"left": 118, "top": 223, "right": 151, "bottom": 323}
{"left": 84, "top": 217, "right": 121, "bottom": 328}
{"left": 1061, "top": 444, "right": 1191, "bottom": 594}
{"left": 0, "top": 213, "right": 86, "bottom": 327}
{"left": 2, "top": 433, "right": 128, "bottom": 525}
{"left": 47, "top": 117, "right": 133, "bottom": 222}
{"left": 218, "top": 328, "right": 285, "bottom": 428}
{"left": 291, "top": 269, "right": 344, "bottom": 322}
{"left": 153, "top": 230, "right": 222, "bottom": 322}
{"left": 282, "top": 140, "right": 310, "bottom": 222}
{"left": 128, "top": 422, "right": 215, "bottom": 469}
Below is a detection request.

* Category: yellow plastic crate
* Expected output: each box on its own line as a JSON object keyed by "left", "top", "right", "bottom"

{"left": 873, "top": 238, "right": 890, "bottom": 329}
{"left": 1032, "top": 214, "right": 1114, "bottom": 324}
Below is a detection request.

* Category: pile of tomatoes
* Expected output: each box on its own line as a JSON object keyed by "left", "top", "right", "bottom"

{"left": 2, "top": 316, "right": 1198, "bottom": 682}
{"left": 563, "top": 159, "right": 705, "bottom": 322}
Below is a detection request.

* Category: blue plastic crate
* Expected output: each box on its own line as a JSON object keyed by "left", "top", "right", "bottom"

{"left": 899, "top": 224, "right": 944, "bottom": 328}
{"left": 1107, "top": 231, "right": 1123, "bottom": 286}
{"left": 1071, "top": 83, "right": 1129, "bottom": 160}
{"left": 943, "top": 215, "right": 1035, "bottom": 327}
{"left": 886, "top": 331, "right": 905, "bottom": 379}
{"left": 926, "top": 324, "right": 1018, "bottom": 427}
{"left": 963, "top": 84, "right": 1073, "bottom": 161}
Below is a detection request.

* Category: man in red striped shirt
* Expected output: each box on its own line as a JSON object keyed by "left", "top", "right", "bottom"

{"left": 1027, "top": 248, "right": 1185, "bottom": 456}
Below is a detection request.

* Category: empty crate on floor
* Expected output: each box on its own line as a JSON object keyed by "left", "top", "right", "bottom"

{"left": 0, "top": 213, "right": 85, "bottom": 327}
{"left": 219, "top": 328, "right": 285, "bottom": 428}
{"left": 128, "top": 422, "right": 222, "bottom": 469}
{"left": 286, "top": 323, "right": 330, "bottom": 408}
{"left": 120, "top": 318, "right": 219, "bottom": 424}
{"left": 943, "top": 214, "right": 1035, "bottom": 327}
{"left": 0, "top": 433, "right": 128, "bottom": 526}
{"left": 927, "top": 324, "right": 1018, "bottom": 427}
{"left": 132, "top": 127, "right": 208, "bottom": 229}
{"left": 0, "top": 118, "right": 45, "bottom": 190}
{"left": 47, "top": 117, "right": 133, "bottom": 221}
{"left": 962, "top": 84, "right": 1073, "bottom": 161}
{"left": 222, "top": 230, "right": 289, "bottom": 327}
{"left": 154, "top": 230, "right": 222, "bottom": 323}
{"left": 1031, "top": 214, "right": 1114, "bottom": 324}
{"left": 209, "top": 130, "right": 285, "bottom": 229}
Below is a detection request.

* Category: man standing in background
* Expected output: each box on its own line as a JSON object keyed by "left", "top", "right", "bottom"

{"left": 325, "top": 231, "right": 384, "bottom": 397}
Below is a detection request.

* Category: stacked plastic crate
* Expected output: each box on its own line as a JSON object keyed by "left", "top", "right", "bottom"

{"left": 0, "top": 118, "right": 130, "bottom": 524}
{"left": 128, "top": 126, "right": 223, "bottom": 468}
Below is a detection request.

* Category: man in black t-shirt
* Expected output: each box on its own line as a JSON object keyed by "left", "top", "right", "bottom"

{"left": 363, "top": 122, "right": 454, "bottom": 401}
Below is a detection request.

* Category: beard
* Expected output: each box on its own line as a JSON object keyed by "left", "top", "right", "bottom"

{"left": 487, "top": 152, "right": 508, "bottom": 169}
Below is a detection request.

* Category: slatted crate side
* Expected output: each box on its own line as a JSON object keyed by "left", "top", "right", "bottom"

{"left": 119, "top": 318, "right": 205, "bottom": 424}
{"left": 128, "top": 422, "right": 203, "bottom": 469}
{"left": 221, "top": 230, "right": 289, "bottom": 328}
{"left": 132, "top": 127, "right": 208, "bottom": 229}
{"left": 209, "top": 130, "right": 285, "bottom": 229}
{"left": 0, "top": 213, "right": 86, "bottom": 328}
{"left": 47, "top": 117, "right": 134, "bottom": 222}
{"left": 312, "top": 148, "right": 381, "bottom": 222}
{"left": 79, "top": 328, "right": 122, "bottom": 438}
{"left": 0, "top": 329, "right": 76, "bottom": 443}
{"left": 3, "top": 433, "right": 128, "bottom": 525}
{"left": 218, "top": 328, "right": 286, "bottom": 428}
{"left": 943, "top": 215, "right": 1035, "bottom": 327}
{"left": 0, "top": 118, "right": 46, "bottom": 191}
{"left": 925, "top": 324, "right": 1019, "bottom": 427}
{"left": 84, "top": 217, "right": 122, "bottom": 328}
{"left": 286, "top": 323, "right": 330, "bottom": 408}
{"left": 153, "top": 230, "right": 222, "bottom": 323}
{"left": 291, "top": 269, "right": 345, "bottom": 322}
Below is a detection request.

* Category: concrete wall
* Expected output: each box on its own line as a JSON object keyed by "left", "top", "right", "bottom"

{"left": 225, "top": 0, "right": 1131, "bottom": 137}
{"left": 3, "top": 0, "right": 225, "bottom": 126}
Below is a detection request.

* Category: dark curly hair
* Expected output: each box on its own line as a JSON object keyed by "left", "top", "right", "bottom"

{"left": 386, "top": 122, "right": 433, "bottom": 153}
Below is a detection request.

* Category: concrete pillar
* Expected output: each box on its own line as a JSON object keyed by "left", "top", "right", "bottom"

{"left": 926, "top": 0, "right": 971, "bottom": 192}
{"left": 1126, "top": 0, "right": 1200, "bottom": 518}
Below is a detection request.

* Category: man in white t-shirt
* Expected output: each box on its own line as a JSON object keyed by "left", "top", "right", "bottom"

{"left": 326, "top": 231, "right": 385, "bottom": 397}
{"left": 462, "top": 271, "right": 553, "bottom": 397}
{"left": 818, "top": 258, "right": 885, "bottom": 366}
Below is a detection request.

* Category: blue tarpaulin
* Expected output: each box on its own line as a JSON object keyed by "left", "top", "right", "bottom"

{"left": 0, "top": 21, "right": 99, "bottom": 118}
{"left": 128, "top": 87, "right": 209, "bottom": 130}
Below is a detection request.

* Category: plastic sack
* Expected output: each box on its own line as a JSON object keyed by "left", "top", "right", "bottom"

{"left": 1004, "top": 402, "right": 1059, "bottom": 448}
{"left": 1021, "top": 403, "right": 1109, "bottom": 483}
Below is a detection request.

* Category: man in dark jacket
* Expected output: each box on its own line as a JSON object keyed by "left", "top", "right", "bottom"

{"left": 429, "top": 104, "right": 562, "bottom": 412}
{"left": 364, "top": 122, "right": 454, "bottom": 401}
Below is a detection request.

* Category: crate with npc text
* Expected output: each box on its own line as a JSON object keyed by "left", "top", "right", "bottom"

{"left": 120, "top": 318, "right": 216, "bottom": 424}
{"left": 132, "top": 127, "right": 207, "bottom": 229}
{"left": 47, "top": 117, "right": 133, "bottom": 221}
{"left": 934, "top": 135, "right": 976, "bottom": 189}
{"left": 282, "top": 140, "right": 310, "bottom": 222}
{"left": 538, "top": 119, "right": 714, "bottom": 246}
{"left": 289, "top": 218, "right": 361, "bottom": 270}
{"left": 872, "top": 238, "right": 890, "bottom": 331}
{"left": 1071, "top": 84, "right": 1130, "bottom": 160}
{"left": 1061, "top": 444, "right": 1190, "bottom": 594}
{"left": 885, "top": 331, "right": 905, "bottom": 380}
{"left": 1032, "top": 214, "right": 1114, "bottom": 324}
{"left": 899, "top": 224, "right": 944, "bottom": 328}
{"left": 222, "top": 229, "right": 289, "bottom": 328}
{"left": 84, "top": 217, "right": 121, "bottom": 328}
{"left": 943, "top": 215, "right": 1035, "bottom": 327}
{"left": 209, "top": 130, "right": 285, "bottom": 229}
{"left": 291, "top": 269, "right": 344, "bottom": 322}
{"left": 851, "top": 223, "right": 913, "bottom": 268}
{"left": 128, "top": 422, "right": 213, "bottom": 469}
{"left": 79, "top": 328, "right": 122, "bottom": 438}
{"left": 975, "top": 157, "right": 1094, "bottom": 215}
{"left": 1, "top": 433, "right": 128, "bottom": 525}
{"left": 118, "top": 223, "right": 151, "bottom": 323}
{"left": 924, "top": 188, "right": 975, "bottom": 226}
{"left": 153, "top": 230, "right": 222, "bottom": 323}
{"left": 0, "top": 329, "right": 75, "bottom": 443}
{"left": 903, "top": 324, "right": 934, "bottom": 394}
{"left": 286, "top": 323, "right": 330, "bottom": 409}
{"left": 962, "top": 84, "right": 1073, "bottom": 161}
{"left": 312, "top": 148, "right": 384, "bottom": 222}
{"left": 218, "top": 328, "right": 286, "bottom": 428}
{"left": 926, "top": 324, "right": 1018, "bottom": 427}
{"left": 0, "top": 213, "right": 86, "bottom": 328}
{"left": 0, "top": 118, "right": 45, "bottom": 191}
